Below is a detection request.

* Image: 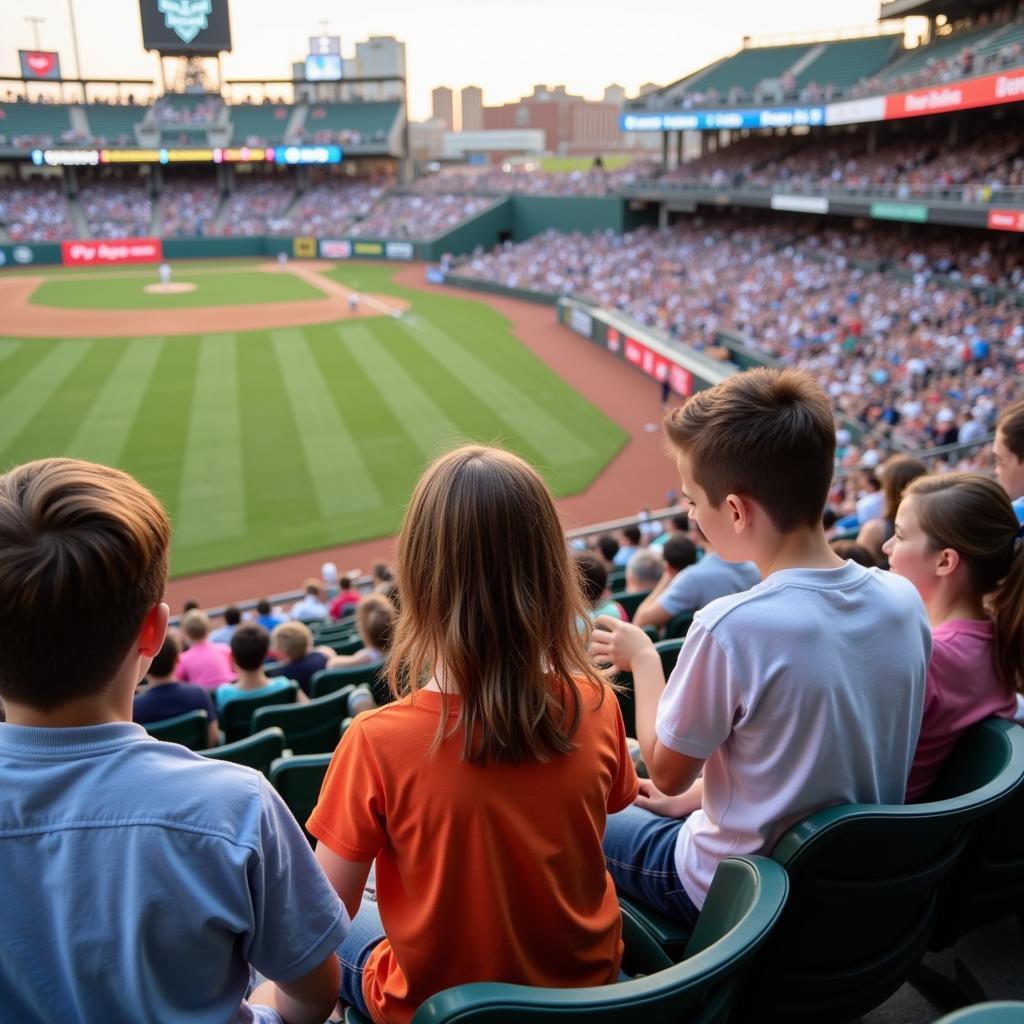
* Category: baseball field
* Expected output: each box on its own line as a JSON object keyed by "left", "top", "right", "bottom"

{"left": 0, "top": 259, "right": 629, "bottom": 578}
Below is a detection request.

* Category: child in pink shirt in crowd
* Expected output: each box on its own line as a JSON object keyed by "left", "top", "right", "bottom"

{"left": 176, "top": 610, "right": 235, "bottom": 690}
{"left": 884, "top": 473, "right": 1024, "bottom": 801}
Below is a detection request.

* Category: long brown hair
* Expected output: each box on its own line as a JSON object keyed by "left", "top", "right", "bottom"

{"left": 388, "top": 445, "right": 606, "bottom": 764}
{"left": 907, "top": 473, "right": 1024, "bottom": 694}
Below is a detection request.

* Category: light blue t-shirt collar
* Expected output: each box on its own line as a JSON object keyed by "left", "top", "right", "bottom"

{"left": 0, "top": 721, "right": 147, "bottom": 757}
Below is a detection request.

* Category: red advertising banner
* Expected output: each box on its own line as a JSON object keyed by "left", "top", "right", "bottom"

{"left": 987, "top": 209, "right": 1024, "bottom": 233}
{"left": 623, "top": 336, "right": 694, "bottom": 396}
{"left": 61, "top": 238, "right": 163, "bottom": 266}
{"left": 884, "top": 68, "right": 1024, "bottom": 120}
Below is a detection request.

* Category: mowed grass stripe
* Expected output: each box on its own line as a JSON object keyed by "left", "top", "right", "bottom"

{"left": 0, "top": 339, "right": 66, "bottom": 404}
{"left": 400, "top": 319, "right": 596, "bottom": 466}
{"left": 118, "top": 338, "right": 201, "bottom": 523}
{"left": 0, "top": 340, "right": 94, "bottom": 461}
{"left": 270, "top": 328, "right": 382, "bottom": 517}
{"left": 66, "top": 338, "right": 166, "bottom": 466}
{"left": 175, "top": 334, "right": 246, "bottom": 548}
{"left": 0, "top": 339, "right": 23, "bottom": 364}
{"left": 338, "top": 323, "right": 464, "bottom": 458}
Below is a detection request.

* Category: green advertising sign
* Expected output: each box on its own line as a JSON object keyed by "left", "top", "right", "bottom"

{"left": 869, "top": 202, "right": 929, "bottom": 223}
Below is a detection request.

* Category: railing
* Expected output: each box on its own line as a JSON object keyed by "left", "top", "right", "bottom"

{"left": 619, "top": 178, "right": 1024, "bottom": 208}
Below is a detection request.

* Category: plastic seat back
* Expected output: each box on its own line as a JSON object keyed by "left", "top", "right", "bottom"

{"left": 202, "top": 726, "right": 286, "bottom": 777}
{"left": 220, "top": 682, "right": 299, "bottom": 743}
{"left": 311, "top": 664, "right": 381, "bottom": 699}
{"left": 252, "top": 686, "right": 354, "bottom": 754}
{"left": 144, "top": 709, "right": 209, "bottom": 750}
{"left": 269, "top": 753, "right": 332, "bottom": 843}
{"left": 663, "top": 610, "right": 694, "bottom": 640}
{"left": 654, "top": 638, "right": 683, "bottom": 680}
{"left": 928, "top": 721, "right": 1024, "bottom": 947}
{"left": 611, "top": 590, "right": 650, "bottom": 623}
{"left": 739, "top": 718, "right": 1024, "bottom": 1023}
{"left": 409, "top": 856, "right": 787, "bottom": 1024}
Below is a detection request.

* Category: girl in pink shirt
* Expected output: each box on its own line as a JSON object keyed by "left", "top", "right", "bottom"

{"left": 883, "top": 473, "right": 1024, "bottom": 801}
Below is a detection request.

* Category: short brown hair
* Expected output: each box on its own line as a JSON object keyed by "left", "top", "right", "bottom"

{"left": 664, "top": 368, "right": 836, "bottom": 532}
{"left": 0, "top": 459, "right": 169, "bottom": 710}
{"left": 181, "top": 609, "right": 209, "bottom": 641}
{"left": 356, "top": 594, "right": 395, "bottom": 651}
{"left": 880, "top": 454, "right": 928, "bottom": 521}
{"left": 230, "top": 623, "right": 271, "bottom": 671}
{"left": 272, "top": 621, "right": 312, "bottom": 661}
{"left": 997, "top": 399, "right": 1024, "bottom": 461}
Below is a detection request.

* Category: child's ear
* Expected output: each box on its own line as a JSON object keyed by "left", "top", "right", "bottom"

{"left": 934, "top": 547, "right": 961, "bottom": 578}
{"left": 724, "top": 493, "right": 750, "bottom": 534}
{"left": 139, "top": 603, "right": 170, "bottom": 658}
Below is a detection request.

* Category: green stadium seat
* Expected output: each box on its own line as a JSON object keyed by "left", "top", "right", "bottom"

{"left": 610, "top": 590, "right": 650, "bottom": 622}
{"left": 228, "top": 103, "right": 292, "bottom": 145}
{"left": 612, "top": 639, "right": 684, "bottom": 741}
{"left": 734, "top": 717, "right": 1024, "bottom": 1022}
{"left": 219, "top": 681, "right": 299, "bottom": 744}
{"left": 144, "top": 709, "right": 209, "bottom": 750}
{"left": 795, "top": 36, "right": 900, "bottom": 89}
{"left": 269, "top": 753, "right": 332, "bottom": 843}
{"left": 663, "top": 610, "right": 694, "bottom": 641}
{"left": 655, "top": 638, "right": 684, "bottom": 679}
{"left": 310, "top": 664, "right": 382, "bottom": 699}
{"left": 927, "top": 721, "right": 1024, "bottom": 949}
{"left": 202, "top": 727, "right": 285, "bottom": 777}
{"left": 607, "top": 568, "right": 628, "bottom": 591}
{"left": 346, "top": 855, "right": 787, "bottom": 1024}
{"left": 934, "top": 1004, "right": 1024, "bottom": 1024}
{"left": 252, "top": 686, "right": 354, "bottom": 754}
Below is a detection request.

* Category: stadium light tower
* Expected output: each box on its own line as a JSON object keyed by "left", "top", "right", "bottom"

{"left": 24, "top": 16, "right": 45, "bottom": 51}
{"left": 67, "top": 0, "right": 84, "bottom": 81}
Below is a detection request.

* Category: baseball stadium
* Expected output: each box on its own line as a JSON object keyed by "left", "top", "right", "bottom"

{"left": 1, "top": 0, "right": 1023, "bottom": 1020}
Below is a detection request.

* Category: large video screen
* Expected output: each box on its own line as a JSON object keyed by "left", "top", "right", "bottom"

{"left": 19, "top": 50, "right": 62, "bottom": 81}
{"left": 139, "top": 0, "right": 232, "bottom": 56}
{"left": 305, "top": 53, "right": 343, "bottom": 82}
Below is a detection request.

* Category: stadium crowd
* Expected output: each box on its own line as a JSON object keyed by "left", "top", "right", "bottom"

{"left": 455, "top": 218, "right": 1024, "bottom": 451}
{"left": 0, "top": 179, "right": 74, "bottom": 242}
{"left": 78, "top": 178, "right": 153, "bottom": 238}
{"left": 276, "top": 178, "right": 391, "bottom": 236}
{"left": 216, "top": 177, "right": 296, "bottom": 237}
{"left": 157, "top": 176, "right": 220, "bottom": 237}
{"left": 347, "top": 193, "right": 494, "bottom": 240}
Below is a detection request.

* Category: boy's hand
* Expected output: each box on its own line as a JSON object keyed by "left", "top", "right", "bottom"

{"left": 634, "top": 777, "right": 703, "bottom": 819}
{"left": 592, "top": 615, "right": 656, "bottom": 673}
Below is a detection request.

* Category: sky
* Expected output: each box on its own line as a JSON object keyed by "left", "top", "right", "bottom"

{"left": 1, "top": 0, "right": 894, "bottom": 120}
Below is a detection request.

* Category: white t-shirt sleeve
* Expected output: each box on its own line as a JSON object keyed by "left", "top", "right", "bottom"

{"left": 655, "top": 620, "right": 743, "bottom": 760}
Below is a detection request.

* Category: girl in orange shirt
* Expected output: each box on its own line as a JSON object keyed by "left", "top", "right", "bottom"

{"left": 308, "top": 445, "right": 638, "bottom": 1024}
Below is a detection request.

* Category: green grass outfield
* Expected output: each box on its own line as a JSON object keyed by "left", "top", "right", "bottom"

{"left": 30, "top": 266, "right": 322, "bottom": 309}
{"left": 0, "top": 262, "right": 628, "bottom": 577}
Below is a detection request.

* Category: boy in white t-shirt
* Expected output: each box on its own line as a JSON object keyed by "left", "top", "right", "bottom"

{"left": 593, "top": 368, "right": 930, "bottom": 931}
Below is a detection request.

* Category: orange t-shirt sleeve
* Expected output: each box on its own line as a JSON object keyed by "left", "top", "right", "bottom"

{"left": 606, "top": 693, "right": 640, "bottom": 814}
{"left": 306, "top": 720, "right": 387, "bottom": 861}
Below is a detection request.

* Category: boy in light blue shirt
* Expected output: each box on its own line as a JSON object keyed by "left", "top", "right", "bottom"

{"left": 0, "top": 458, "right": 347, "bottom": 1024}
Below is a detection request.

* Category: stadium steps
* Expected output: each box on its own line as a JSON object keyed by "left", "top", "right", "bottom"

{"left": 209, "top": 192, "right": 233, "bottom": 235}
{"left": 284, "top": 104, "right": 308, "bottom": 144}
{"left": 797, "top": 35, "right": 901, "bottom": 88}
{"left": 68, "top": 106, "right": 90, "bottom": 140}
{"left": 68, "top": 196, "right": 89, "bottom": 239}
{"left": 789, "top": 44, "right": 826, "bottom": 79}
{"left": 689, "top": 43, "right": 815, "bottom": 95}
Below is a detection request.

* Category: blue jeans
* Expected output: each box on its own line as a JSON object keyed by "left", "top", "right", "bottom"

{"left": 603, "top": 804, "right": 700, "bottom": 933}
{"left": 337, "top": 892, "right": 385, "bottom": 1017}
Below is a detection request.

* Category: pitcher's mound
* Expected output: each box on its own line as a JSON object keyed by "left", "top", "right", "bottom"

{"left": 145, "top": 282, "right": 197, "bottom": 294}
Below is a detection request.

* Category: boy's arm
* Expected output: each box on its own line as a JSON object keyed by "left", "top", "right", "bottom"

{"left": 632, "top": 572, "right": 674, "bottom": 629}
{"left": 593, "top": 616, "right": 706, "bottom": 797}
{"left": 249, "top": 956, "right": 339, "bottom": 1024}
{"left": 315, "top": 843, "right": 373, "bottom": 920}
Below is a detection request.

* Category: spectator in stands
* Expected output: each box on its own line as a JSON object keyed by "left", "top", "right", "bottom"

{"left": 626, "top": 549, "right": 665, "bottom": 594}
{"left": 290, "top": 579, "right": 329, "bottom": 622}
{"left": 994, "top": 399, "right": 1024, "bottom": 523}
{"left": 830, "top": 539, "right": 876, "bottom": 567}
{"left": 255, "top": 597, "right": 284, "bottom": 632}
{"left": 328, "top": 574, "right": 361, "bottom": 621}
{"left": 662, "top": 534, "right": 699, "bottom": 577}
{"left": 575, "top": 551, "right": 628, "bottom": 622}
{"left": 650, "top": 511, "right": 690, "bottom": 551}
{"left": 593, "top": 369, "right": 929, "bottom": 932}
{"left": 267, "top": 621, "right": 334, "bottom": 696}
{"left": 308, "top": 445, "right": 637, "bottom": 1024}
{"left": 613, "top": 524, "right": 643, "bottom": 567}
{"left": 0, "top": 458, "right": 344, "bottom": 1022}
{"left": 857, "top": 455, "right": 929, "bottom": 568}
{"left": 209, "top": 605, "right": 241, "bottom": 645}
{"left": 176, "top": 610, "right": 235, "bottom": 689}
{"left": 326, "top": 594, "right": 395, "bottom": 672}
{"left": 132, "top": 632, "right": 220, "bottom": 749}
{"left": 856, "top": 471, "right": 884, "bottom": 526}
{"left": 216, "top": 623, "right": 308, "bottom": 714}
{"left": 372, "top": 560, "right": 394, "bottom": 593}
{"left": 886, "top": 475, "right": 1024, "bottom": 800}
{"left": 590, "top": 534, "right": 619, "bottom": 573}
{"left": 631, "top": 523, "right": 759, "bottom": 631}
